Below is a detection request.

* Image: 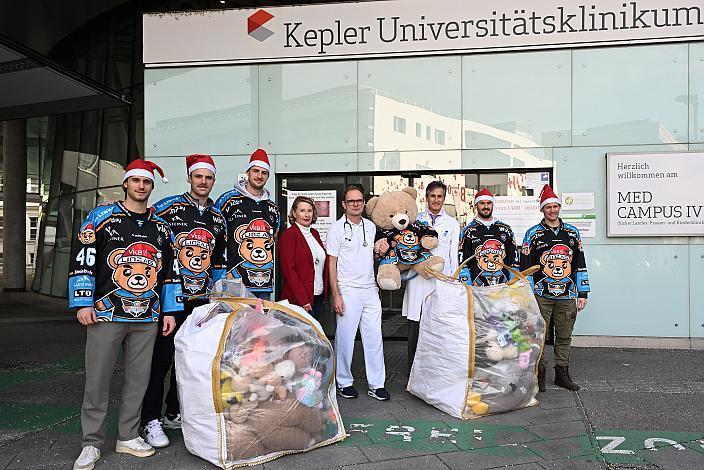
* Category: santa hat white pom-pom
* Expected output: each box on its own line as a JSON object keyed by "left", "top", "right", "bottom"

{"left": 162, "top": 176, "right": 169, "bottom": 183}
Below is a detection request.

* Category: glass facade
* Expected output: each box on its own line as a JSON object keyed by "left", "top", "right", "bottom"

{"left": 144, "top": 41, "right": 703, "bottom": 339}
{"left": 22, "top": 0, "right": 703, "bottom": 340}
{"left": 31, "top": 6, "right": 145, "bottom": 296}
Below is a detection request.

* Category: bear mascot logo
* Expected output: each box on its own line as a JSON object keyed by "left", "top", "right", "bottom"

{"left": 78, "top": 223, "right": 96, "bottom": 245}
{"left": 536, "top": 243, "right": 575, "bottom": 298}
{"left": 175, "top": 228, "right": 215, "bottom": 295}
{"left": 473, "top": 238, "right": 508, "bottom": 286}
{"left": 95, "top": 242, "right": 162, "bottom": 320}
{"left": 230, "top": 218, "right": 274, "bottom": 287}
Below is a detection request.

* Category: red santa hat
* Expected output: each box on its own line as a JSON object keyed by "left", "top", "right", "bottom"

{"left": 182, "top": 228, "right": 215, "bottom": 250}
{"left": 479, "top": 239, "right": 504, "bottom": 255}
{"left": 123, "top": 159, "right": 168, "bottom": 183}
{"left": 539, "top": 184, "right": 560, "bottom": 210}
{"left": 82, "top": 223, "right": 94, "bottom": 232}
{"left": 186, "top": 154, "right": 216, "bottom": 175}
{"left": 247, "top": 149, "right": 271, "bottom": 172}
{"left": 545, "top": 244, "right": 572, "bottom": 261}
{"left": 242, "top": 218, "right": 273, "bottom": 239}
{"left": 118, "top": 242, "right": 161, "bottom": 268}
{"left": 474, "top": 188, "right": 494, "bottom": 204}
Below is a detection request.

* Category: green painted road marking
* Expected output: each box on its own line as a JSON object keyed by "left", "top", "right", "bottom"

{"left": 0, "top": 353, "right": 84, "bottom": 390}
{"left": 340, "top": 418, "right": 704, "bottom": 465}
{"left": 0, "top": 402, "right": 78, "bottom": 432}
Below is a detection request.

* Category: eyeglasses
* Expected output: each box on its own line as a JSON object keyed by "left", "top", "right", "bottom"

{"left": 344, "top": 199, "right": 364, "bottom": 205}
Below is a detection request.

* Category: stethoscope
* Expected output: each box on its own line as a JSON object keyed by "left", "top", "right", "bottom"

{"left": 343, "top": 215, "right": 369, "bottom": 247}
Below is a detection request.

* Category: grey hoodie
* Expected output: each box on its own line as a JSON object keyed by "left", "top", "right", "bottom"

{"left": 235, "top": 176, "right": 271, "bottom": 202}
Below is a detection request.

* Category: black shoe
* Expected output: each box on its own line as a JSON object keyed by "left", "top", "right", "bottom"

{"left": 537, "top": 366, "right": 546, "bottom": 393}
{"left": 337, "top": 385, "right": 359, "bottom": 399}
{"left": 368, "top": 387, "right": 391, "bottom": 401}
{"left": 554, "top": 365, "right": 580, "bottom": 391}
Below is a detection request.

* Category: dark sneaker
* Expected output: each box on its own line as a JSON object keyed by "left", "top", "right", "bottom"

{"left": 368, "top": 387, "right": 391, "bottom": 401}
{"left": 337, "top": 385, "right": 359, "bottom": 399}
{"left": 162, "top": 413, "right": 181, "bottom": 430}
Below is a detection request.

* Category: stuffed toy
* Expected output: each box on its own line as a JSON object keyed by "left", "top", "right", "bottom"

{"left": 294, "top": 369, "right": 323, "bottom": 408}
{"left": 221, "top": 368, "right": 251, "bottom": 407}
{"left": 286, "top": 344, "right": 312, "bottom": 370}
{"left": 225, "top": 421, "right": 264, "bottom": 461}
{"left": 365, "top": 187, "right": 445, "bottom": 290}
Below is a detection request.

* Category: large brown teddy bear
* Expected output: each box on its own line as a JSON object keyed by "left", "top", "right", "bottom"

{"left": 366, "top": 187, "right": 445, "bottom": 290}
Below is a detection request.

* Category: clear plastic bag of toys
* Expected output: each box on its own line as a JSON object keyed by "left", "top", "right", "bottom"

{"left": 408, "top": 274, "right": 545, "bottom": 419}
{"left": 174, "top": 297, "right": 345, "bottom": 468}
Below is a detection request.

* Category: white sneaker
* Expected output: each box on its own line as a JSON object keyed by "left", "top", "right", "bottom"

{"left": 74, "top": 446, "right": 100, "bottom": 470}
{"left": 161, "top": 413, "right": 182, "bottom": 430}
{"left": 115, "top": 436, "right": 156, "bottom": 457}
{"left": 141, "top": 419, "right": 170, "bottom": 448}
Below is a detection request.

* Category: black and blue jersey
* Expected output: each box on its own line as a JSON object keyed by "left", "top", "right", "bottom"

{"left": 67, "top": 202, "right": 183, "bottom": 322}
{"left": 459, "top": 219, "right": 519, "bottom": 287}
{"left": 152, "top": 192, "right": 227, "bottom": 298}
{"left": 521, "top": 219, "right": 590, "bottom": 300}
{"left": 214, "top": 188, "right": 280, "bottom": 293}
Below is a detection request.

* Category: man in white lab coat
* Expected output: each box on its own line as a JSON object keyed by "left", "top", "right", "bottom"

{"left": 401, "top": 181, "right": 460, "bottom": 373}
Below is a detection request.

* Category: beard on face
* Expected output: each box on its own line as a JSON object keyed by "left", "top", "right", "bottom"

{"left": 478, "top": 207, "right": 493, "bottom": 219}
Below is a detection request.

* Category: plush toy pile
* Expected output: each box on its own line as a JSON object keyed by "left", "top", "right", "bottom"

{"left": 175, "top": 297, "right": 345, "bottom": 467}
{"left": 407, "top": 276, "right": 545, "bottom": 419}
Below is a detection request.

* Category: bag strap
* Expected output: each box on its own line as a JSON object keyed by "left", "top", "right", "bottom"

{"left": 452, "top": 253, "right": 477, "bottom": 279}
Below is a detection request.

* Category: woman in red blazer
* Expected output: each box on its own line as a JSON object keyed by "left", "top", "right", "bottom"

{"left": 278, "top": 196, "right": 328, "bottom": 319}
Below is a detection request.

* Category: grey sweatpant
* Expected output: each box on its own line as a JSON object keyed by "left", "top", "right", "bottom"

{"left": 81, "top": 322, "right": 158, "bottom": 448}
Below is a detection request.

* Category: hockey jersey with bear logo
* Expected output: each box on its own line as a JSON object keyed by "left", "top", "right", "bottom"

{"left": 521, "top": 219, "right": 590, "bottom": 300}
{"left": 459, "top": 219, "right": 519, "bottom": 287}
{"left": 215, "top": 184, "right": 281, "bottom": 293}
{"left": 152, "top": 193, "right": 227, "bottom": 298}
{"left": 67, "top": 202, "right": 183, "bottom": 322}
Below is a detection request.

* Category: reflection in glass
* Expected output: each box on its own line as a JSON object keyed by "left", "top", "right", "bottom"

{"left": 107, "top": 19, "right": 135, "bottom": 90}
{"left": 34, "top": 198, "right": 59, "bottom": 294}
{"left": 49, "top": 196, "right": 75, "bottom": 296}
{"left": 97, "top": 186, "right": 125, "bottom": 205}
{"left": 462, "top": 51, "right": 571, "bottom": 149}
{"left": 131, "top": 86, "right": 144, "bottom": 161}
{"left": 100, "top": 106, "right": 130, "bottom": 186}
{"left": 462, "top": 148, "right": 553, "bottom": 170}
{"left": 573, "top": 44, "right": 688, "bottom": 145}
{"left": 690, "top": 43, "right": 704, "bottom": 143}
{"left": 359, "top": 56, "right": 461, "bottom": 153}
{"left": 146, "top": 66, "right": 258, "bottom": 156}
{"left": 260, "top": 61, "right": 356, "bottom": 154}
{"left": 362, "top": 150, "right": 462, "bottom": 172}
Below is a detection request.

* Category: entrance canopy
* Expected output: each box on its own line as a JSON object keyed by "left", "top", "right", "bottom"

{"left": 0, "top": 34, "right": 130, "bottom": 120}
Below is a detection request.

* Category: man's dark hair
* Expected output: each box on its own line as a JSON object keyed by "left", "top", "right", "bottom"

{"left": 426, "top": 180, "right": 447, "bottom": 198}
{"left": 343, "top": 184, "right": 365, "bottom": 201}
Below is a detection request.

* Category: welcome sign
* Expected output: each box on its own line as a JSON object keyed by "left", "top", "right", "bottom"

{"left": 606, "top": 152, "right": 704, "bottom": 236}
{"left": 143, "top": 0, "right": 704, "bottom": 66}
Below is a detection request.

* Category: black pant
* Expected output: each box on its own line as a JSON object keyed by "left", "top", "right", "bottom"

{"left": 407, "top": 319, "right": 420, "bottom": 373}
{"left": 311, "top": 294, "right": 325, "bottom": 321}
{"left": 140, "top": 300, "right": 204, "bottom": 425}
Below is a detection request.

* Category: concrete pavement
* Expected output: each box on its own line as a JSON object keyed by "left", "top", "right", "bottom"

{"left": 0, "top": 292, "right": 702, "bottom": 469}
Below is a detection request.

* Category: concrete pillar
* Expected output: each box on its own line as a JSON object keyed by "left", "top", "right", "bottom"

{"left": 2, "top": 119, "right": 27, "bottom": 291}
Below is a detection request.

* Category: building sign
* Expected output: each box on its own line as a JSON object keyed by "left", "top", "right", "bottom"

{"left": 607, "top": 151, "right": 704, "bottom": 236}
{"left": 143, "top": 0, "right": 704, "bottom": 66}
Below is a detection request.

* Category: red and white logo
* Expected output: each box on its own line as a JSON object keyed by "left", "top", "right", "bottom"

{"left": 248, "top": 9, "right": 274, "bottom": 42}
